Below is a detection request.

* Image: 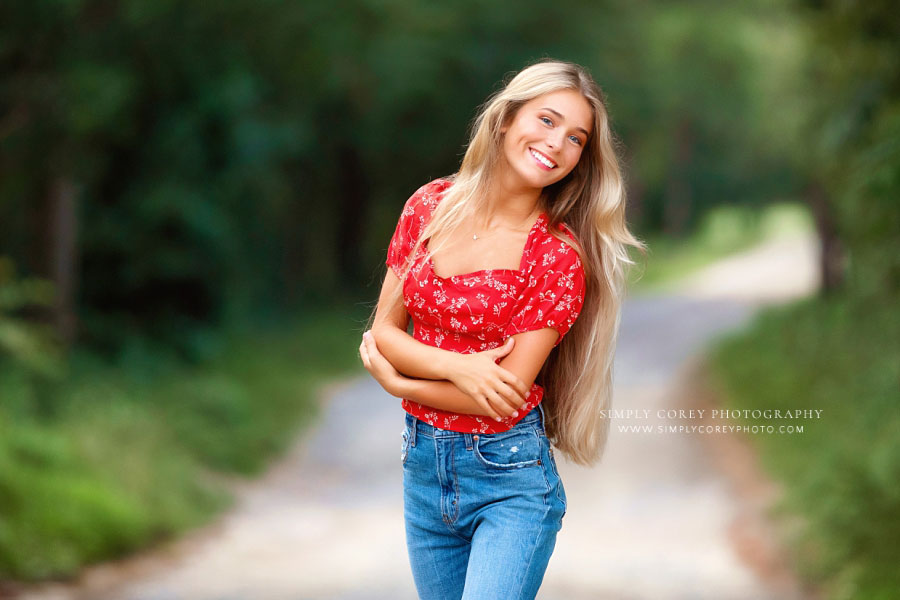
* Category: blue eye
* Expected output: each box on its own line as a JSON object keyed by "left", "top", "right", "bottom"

{"left": 540, "top": 116, "right": 553, "bottom": 126}
{"left": 569, "top": 135, "right": 582, "bottom": 145}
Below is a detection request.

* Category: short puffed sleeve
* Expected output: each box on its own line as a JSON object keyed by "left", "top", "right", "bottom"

{"left": 385, "top": 179, "right": 449, "bottom": 278}
{"left": 504, "top": 238, "right": 586, "bottom": 347}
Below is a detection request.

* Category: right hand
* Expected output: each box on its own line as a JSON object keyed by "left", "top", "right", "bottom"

{"left": 445, "top": 337, "right": 531, "bottom": 421}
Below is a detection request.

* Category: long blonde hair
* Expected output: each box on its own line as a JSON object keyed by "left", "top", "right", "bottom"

{"left": 370, "top": 58, "right": 647, "bottom": 466}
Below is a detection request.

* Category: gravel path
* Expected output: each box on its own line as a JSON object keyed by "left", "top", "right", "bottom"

{"left": 20, "top": 232, "right": 820, "bottom": 600}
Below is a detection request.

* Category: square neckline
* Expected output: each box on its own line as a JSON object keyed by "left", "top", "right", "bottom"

{"left": 424, "top": 212, "right": 547, "bottom": 282}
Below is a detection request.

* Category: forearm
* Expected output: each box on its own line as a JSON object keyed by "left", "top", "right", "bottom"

{"left": 395, "top": 376, "right": 493, "bottom": 417}
{"left": 371, "top": 323, "right": 460, "bottom": 380}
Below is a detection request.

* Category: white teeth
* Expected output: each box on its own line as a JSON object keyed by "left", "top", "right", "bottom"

{"left": 530, "top": 148, "right": 555, "bottom": 168}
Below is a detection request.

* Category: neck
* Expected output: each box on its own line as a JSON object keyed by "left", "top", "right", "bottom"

{"left": 478, "top": 162, "right": 543, "bottom": 231}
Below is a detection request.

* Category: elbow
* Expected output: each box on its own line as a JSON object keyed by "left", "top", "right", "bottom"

{"left": 370, "top": 321, "right": 406, "bottom": 343}
{"left": 371, "top": 308, "right": 410, "bottom": 338}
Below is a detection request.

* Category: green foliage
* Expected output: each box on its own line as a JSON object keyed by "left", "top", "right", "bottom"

{"left": 0, "top": 257, "right": 61, "bottom": 378}
{"left": 1, "top": 0, "right": 806, "bottom": 355}
{"left": 0, "top": 307, "right": 361, "bottom": 580}
{"left": 692, "top": 4, "right": 900, "bottom": 596}
{"left": 0, "top": 416, "right": 219, "bottom": 579}
{"left": 612, "top": 2, "right": 802, "bottom": 233}
{"left": 709, "top": 295, "right": 900, "bottom": 599}
{"left": 798, "top": 0, "right": 900, "bottom": 300}
{"left": 836, "top": 105, "right": 900, "bottom": 302}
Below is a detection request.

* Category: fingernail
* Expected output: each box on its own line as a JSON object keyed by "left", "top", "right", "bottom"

{"left": 512, "top": 411, "right": 518, "bottom": 418}
{"left": 495, "top": 417, "right": 502, "bottom": 422}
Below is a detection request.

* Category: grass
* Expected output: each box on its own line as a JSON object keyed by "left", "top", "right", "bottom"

{"left": 0, "top": 305, "right": 365, "bottom": 581}
{"left": 628, "top": 201, "right": 813, "bottom": 292}
{"left": 706, "top": 292, "right": 900, "bottom": 599}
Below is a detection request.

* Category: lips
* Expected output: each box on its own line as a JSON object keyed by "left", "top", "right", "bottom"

{"left": 529, "top": 147, "right": 557, "bottom": 170}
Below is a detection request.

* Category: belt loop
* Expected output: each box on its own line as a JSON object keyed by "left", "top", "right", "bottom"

{"left": 464, "top": 433, "right": 473, "bottom": 451}
{"left": 410, "top": 417, "right": 417, "bottom": 447}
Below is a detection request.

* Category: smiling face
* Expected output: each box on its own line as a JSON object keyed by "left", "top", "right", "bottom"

{"left": 498, "top": 88, "right": 594, "bottom": 190}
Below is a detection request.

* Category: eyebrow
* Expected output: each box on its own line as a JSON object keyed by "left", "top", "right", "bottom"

{"left": 541, "top": 107, "right": 590, "bottom": 138}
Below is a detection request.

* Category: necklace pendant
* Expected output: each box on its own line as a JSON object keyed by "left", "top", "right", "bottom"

{"left": 473, "top": 233, "right": 478, "bottom": 241}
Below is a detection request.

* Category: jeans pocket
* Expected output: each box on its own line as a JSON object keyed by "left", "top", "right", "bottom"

{"left": 546, "top": 445, "right": 567, "bottom": 518}
{"left": 473, "top": 427, "right": 542, "bottom": 469}
{"left": 400, "top": 426, "right": 411, "bottom": 466}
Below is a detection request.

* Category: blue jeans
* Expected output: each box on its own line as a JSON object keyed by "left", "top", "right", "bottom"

{"left": 400, "top": 403, "right": 567, "bottom": 600}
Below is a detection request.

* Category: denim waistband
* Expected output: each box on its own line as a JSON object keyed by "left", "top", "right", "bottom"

{"left": 406, "top": 402, "right": 545, "bottom": 439}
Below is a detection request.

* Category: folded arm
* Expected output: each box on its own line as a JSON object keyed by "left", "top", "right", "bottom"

{"left": 370, "top": 268, "right": 462, "bottom": 380}
{"left": 362, "top": 268, "right": 559, "bottom": 419}
{"left": 389, "top": 327, "right": 558, "bottom": 420}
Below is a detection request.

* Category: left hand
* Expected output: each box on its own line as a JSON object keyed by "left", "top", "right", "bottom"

{"left": 359, "top": 330, "right": 405, "bottom": 396}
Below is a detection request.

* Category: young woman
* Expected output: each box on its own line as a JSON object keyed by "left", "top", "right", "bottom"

{"left": 359, "top": 59, "right": 646, "bottom": 600}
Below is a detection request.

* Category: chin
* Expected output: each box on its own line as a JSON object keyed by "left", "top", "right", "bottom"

{"left": 515, "top": 165, "right": 556, "bottom": 188}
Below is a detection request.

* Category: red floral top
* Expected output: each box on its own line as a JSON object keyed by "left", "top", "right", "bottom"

{"left": 385, "top": 177, "right": 587, "bottom": 433}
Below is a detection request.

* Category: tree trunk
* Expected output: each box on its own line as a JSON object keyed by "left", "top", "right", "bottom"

{"left": 48, "top": 177, "right": 79, "bottom": 346}
{"left": 336, "top": 144, "right": 368, "bottom": 288}
{"left": 806, "top": 180, "right": 845, "bottom": 294}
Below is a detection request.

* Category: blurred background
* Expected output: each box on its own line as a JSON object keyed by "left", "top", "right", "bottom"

{"left": 0, "top": 0, "right": 897, "bottom": 598}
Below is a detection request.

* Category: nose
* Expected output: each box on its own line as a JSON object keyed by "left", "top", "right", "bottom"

{"left": 546, "top": 129, "right": 565, "bottom": 150}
